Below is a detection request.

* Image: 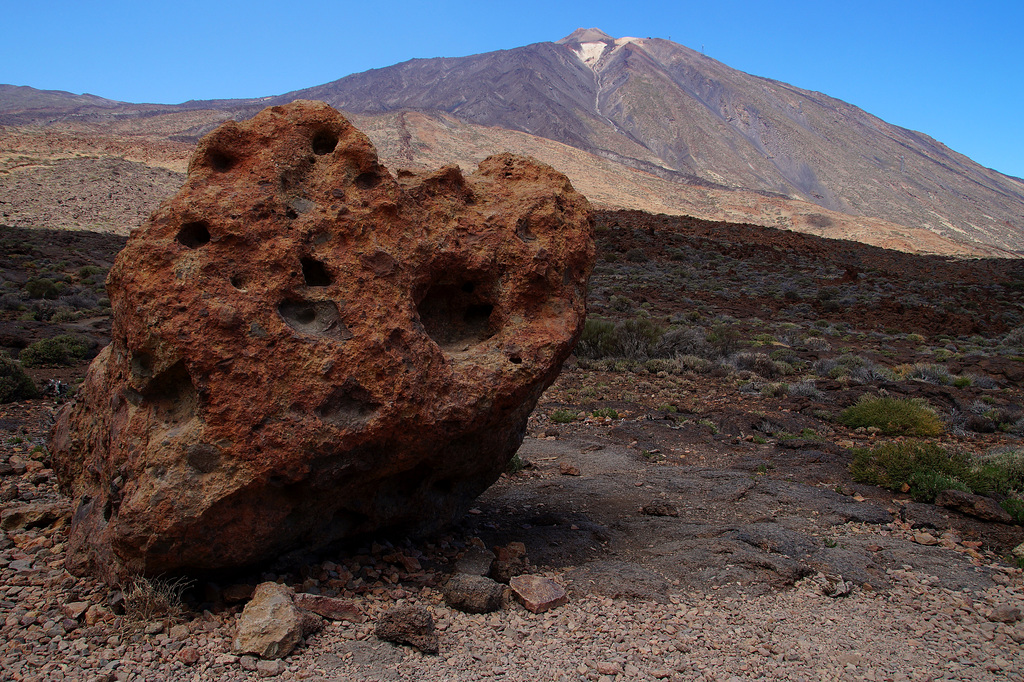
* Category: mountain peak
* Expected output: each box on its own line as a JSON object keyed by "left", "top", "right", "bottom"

{"left": 556, "top": 28, "right": 614, "bottom": 44}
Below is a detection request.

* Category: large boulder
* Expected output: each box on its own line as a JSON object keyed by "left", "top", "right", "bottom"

{"left": 50, "top": 100, "right": 593, "bottom": 583}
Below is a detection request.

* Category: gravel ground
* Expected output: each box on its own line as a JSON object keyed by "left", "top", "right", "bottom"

{"left": 2, "top": 533, "right": 1022, "bottom": 682}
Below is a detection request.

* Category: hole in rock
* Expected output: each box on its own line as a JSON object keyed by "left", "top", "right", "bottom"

{"left": 130, "top": 351, "right": 154, "bottom": 379}
{"left": 186, "top": 444, "right": 222, "bottom": 474}
{"left": 144, "top": 361, "right": 198, "bottom": 426}
{"left": 230, "top": 275, "right": 247, "bottom": 291}
{"left": 509, "top": 355, "right": 523, "bottom": 364}
{"left": 278, "top": 300, "right": 353, "bottom": 340}
{"left": 311, "top": 130, "right": 339, "bottom": 155}
{"left": 176, "top": 221, "right": 211, "bottom": 249}
{"left": 354, "top": 172, "right": 381, "bottom": 189}
{"left": 417, "top": 277, "right": 498, "bottom": 352}
{"left": 207, "top": 149, "right": 235, "bottom": 172}
{"left": 301, "top": 257, "right": 332, "bottom": 286}
{"left": 316, "top": 382, "right": 379, "bottom": 428}
{"left": 285, "top": 208, "right": 299, "bottom": 220}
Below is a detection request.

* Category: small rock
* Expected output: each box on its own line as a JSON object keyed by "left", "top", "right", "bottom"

{"left": 1013, "top": 542, "right": 1024, "bottom": 560}
{"left": 169, "top": 623, "right": 190, "bottom": 640}
{"left": 509, "top": 575, "right": 568, "bottom": 613}
{"left": 256, "top": 659, "right": 286, "bottom": 677}
{"left": 641, "top": 501, "right": 679, "bottom": 517}
{"left": 913, "top": 532, "right": 939, "bottom": 546}
{"left": 490, "top": 542, "right": 529, "bottom": 584}
{"left": 177, "top": 646, "right": 200, "bottom": 665}
{"left": 443, "top": 574, "right": 505, "bottom": 613}
{"left": 597, "top": 662, "right": 623, "bottom": 675}
{"left": 455, "top": 547, "right": 496, "bottom": 577}
{"left": 813, "top": 573, "right": 852, "bottom": 598}
{"left": 935, "top": 489, "right": 1013, "bottom": 523}
{"left": 559, "top": 462, "right": 581, "bottom": 476}
{"left": 239, "top": 655, "right": 258, "bottom": 671}
{"left": 84, "top": 604, "right": 108, "bottom": 625}
{"left": 989, "top": 606, "right": 1022, "bottom": 623}
{"left": 0, "top": 501, "right": 72, "bottom": 531}
{"left": 62, "top": 601, "right": 90, "bottom": 620}
{"left": 375, "top": 605, "right": 439, "bottom": 654}
{"left": 293, "top": 593, "right": 364, "bottom": 622}
{"left": 143, "top": 622, "right": 164, "bottom": 635}
{"left": 234, "top": 582, "right": 320, "bottom": 659}
{"left": 215, "top": 653, "right": 240, "bottom": 665}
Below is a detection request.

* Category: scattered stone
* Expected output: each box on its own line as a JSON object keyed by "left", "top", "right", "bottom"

{"left": 935, "top": 489, "right": 1014, "bottom": 523}
{"left": 913, "top": 532, "right": 939, "bottom": 546}
{"left": 641, "top": 501, "right": 679, "bottom": 517}
{"left": 50, "top": 100, "right": 594, "bottom": 582}
{"left": 375, "top": 605, "right": 439, "bottom": 654}
{"left": 1013, "top": 542, "right": 1024, "bottom": 560}
{"left": 256, "top": 659, "right": 286, "bottom": 677}
{"left": 169, "top": 623, "right": 190, "bottom": 639}
{"left": 234, "top": 582, "right": 322, "bottom": 659}
{"left": 0, "top": 501, "right": 71, "bottom": 531}
{"left": 490, "top": 542, "right": 529, "bottom": 584}
{"left": 177, "top": 646, "right": 200, "bottom": 665}
{"left": 989, "top": 606, "right": 1022, "bottom": 623}
{"left": 559, "top": 461, "right": 581, "bottom": 476}
{"left": 293, "top": 593, "right": 364, "bottom": 622}
{"left": 454, "top": 547, "right": 496, "bottom": 577}
{"left": 239, "top": 655, "right": 258, "bottom": 671}
{"left": 813, "top": 573, "right": 852, "bottom": 598}
{"left": 143, "top": 622, "right": 164, "bottom": 635}
{"left": 443, "top": 573, "right": 505, "bottom": 613}
{"left": 62, "top": 601, "right": 90, "bottom": 620}
{"left": 509, "top": 575, "right": 568, "bottom": 613}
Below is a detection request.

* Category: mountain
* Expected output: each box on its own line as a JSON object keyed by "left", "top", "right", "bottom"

{"left": 262, "top": 29, "right": 1024, "bottom": 252}
{"left": 2, "top": 30, "right": 1023, "bottom": 255}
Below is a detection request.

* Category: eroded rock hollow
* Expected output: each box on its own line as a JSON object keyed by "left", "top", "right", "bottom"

{"left": 50, "top": 101, "right": 594, "bottom": 582}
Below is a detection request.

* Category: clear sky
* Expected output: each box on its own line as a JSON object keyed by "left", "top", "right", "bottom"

{"left": 3, "top": 0, "right": 1022, "bottom": 179}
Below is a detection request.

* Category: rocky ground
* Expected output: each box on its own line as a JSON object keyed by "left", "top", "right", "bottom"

{"left": 2, "top": 214, "right": 1024, "bottom": 680}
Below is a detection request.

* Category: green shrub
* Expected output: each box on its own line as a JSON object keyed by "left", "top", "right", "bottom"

{"left": 550, "top": 409, "right": 578, "bottom": 424}
{"left": 592, "top": 408, "right": 619, "bottom": 419}
{"left": 24, "top": 277, "right": 66, "bottom": 300}
{"left": 19, "top": 334, "right": 92, "bottom": 368}
{"left": 576, "top": 316, "right": 664, "bottom": 361}
{"left": 840, "top": 395, "right": 943, "bottom": 437}
{"left": 850, "top": 441, "right": 972, "bottom": 502}
{"left": 0, "top": 355, "right": 39, "bottom": 403}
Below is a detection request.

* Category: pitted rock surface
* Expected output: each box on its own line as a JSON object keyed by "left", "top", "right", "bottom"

{"left": 50, "top": 100, "right": 594, "bottom": 582}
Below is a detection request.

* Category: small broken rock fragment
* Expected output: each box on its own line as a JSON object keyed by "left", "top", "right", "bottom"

{"left": 234, "top": 582, "right": 322, "bottom": 660}
{"left": 443, "top": 573, "right": 505, "bottom": 613}
{"left": 559, "top": 461, "right": 581, "bottom": 476}
{"left": 292, "top": 593, "right": 364, "bottom": 622}
{"left": 509, "top": 574, "right": 568, "bottom": 613}
{"left": 375, "top": 605, "right": 439, "bottom": 654}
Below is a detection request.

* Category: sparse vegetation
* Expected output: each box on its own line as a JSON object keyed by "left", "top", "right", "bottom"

{"left": 19, "top": 334, "right": 92, "bottom": 368}
{"left": 839, "top": 395, "right": 943, "bottom": 437}
{"left": 0, "top": 354, "right": 39, "bottom": 402}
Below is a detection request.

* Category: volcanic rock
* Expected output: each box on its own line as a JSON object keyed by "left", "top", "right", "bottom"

{"left": 509, "top": 574, "right": 568, "bottom": 613}
{"left": 375, "top": 605, "right": 439, "bottom": 654}
{"left": 233, "top": 582, "right": 323, "bottom": 660}
{"left": 49, "top": 100, "right": 594, "bottom": 582}
{"left": 935, "top": 489, "right": 1013, "bottom": 524}
{"left": 443, "top": 573, "right": 505, "bottom": 613}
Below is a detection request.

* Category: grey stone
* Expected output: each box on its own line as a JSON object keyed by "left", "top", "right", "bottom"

{"left": 443, "top": 574, "right": 505, "bottom": 613}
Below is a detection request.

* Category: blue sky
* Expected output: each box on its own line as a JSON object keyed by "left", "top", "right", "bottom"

{"left": 3, "top": 0, "right": 1022, "bottom": 178}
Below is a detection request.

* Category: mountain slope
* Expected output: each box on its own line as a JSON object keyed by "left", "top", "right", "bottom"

{"left": 266, "top": 30, "right": 1024, "bottom": 251}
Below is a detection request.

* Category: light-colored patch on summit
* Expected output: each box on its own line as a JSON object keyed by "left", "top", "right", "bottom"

{"left": 573, "top": 42, "right": 608, "bottom": 67}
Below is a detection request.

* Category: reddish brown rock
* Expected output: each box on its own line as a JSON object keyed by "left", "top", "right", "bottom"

{"left": 509, "top": 574, "right": 568, "bottom": 613}
{"left": 50, "top": 100, "right": 594, "bottom": 582}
